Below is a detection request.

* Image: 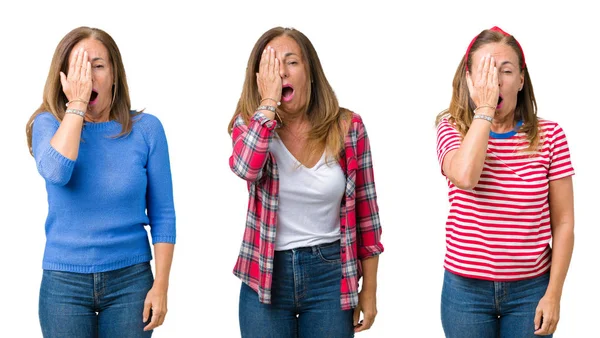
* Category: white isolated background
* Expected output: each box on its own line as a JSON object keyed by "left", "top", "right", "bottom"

{"left": 0, "top": 0, "right": 597, "bottom": 337}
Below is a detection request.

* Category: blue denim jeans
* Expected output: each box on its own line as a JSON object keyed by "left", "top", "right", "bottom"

{"left": 239, "top": 240, "right": 354, "bottom": 338}
{"left": 441, "top": 270, "right": 552, "bottom": 338}
{"left": 39, "top": 262, "right": 154, "bottom": 338}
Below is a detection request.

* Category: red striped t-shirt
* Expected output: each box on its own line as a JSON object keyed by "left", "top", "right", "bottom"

{"left": 436, "top": 118, "right": 574, "bottom": 281}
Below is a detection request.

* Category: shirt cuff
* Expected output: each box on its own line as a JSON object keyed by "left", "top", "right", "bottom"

{"left": 253, "top": 111, "right": 277, "bottom": 130}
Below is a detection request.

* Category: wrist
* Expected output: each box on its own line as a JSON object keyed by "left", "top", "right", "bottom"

{"left": 544, "top": 286, "right": 563, "bottom": 300}
{"left": 153, "top": 279, "right": 169, "bottom": 291}
{"left": 66, "top": 102, "right": 88, "bottom": 111}
{"left": 474, "top": 106, "right": 495, "bottom": 117}
{"left": 256, "top": 105, "right": 277, "bottom": 121}
{"left": 361, "top": 281, "right": 377, "bottom": 293}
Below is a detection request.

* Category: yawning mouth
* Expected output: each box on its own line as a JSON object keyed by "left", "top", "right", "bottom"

{"left": 496, "top": 94, "right": 504, "bottom": 109}
{"left": 281, "top": 84, "right": 294, "bottom": 102}
{"left": 89, "top": 90, "right": 99, "bottom": 105}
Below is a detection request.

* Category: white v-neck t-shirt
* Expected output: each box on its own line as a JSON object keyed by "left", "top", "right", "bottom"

{"left": 270, "top": 136, "right": 345, "bottom": 251}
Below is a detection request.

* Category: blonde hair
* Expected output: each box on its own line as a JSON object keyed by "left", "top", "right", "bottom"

{"left": 228, "top": 27, "right": 350, "bottom": 162}
{"left": 436, "top": 28, "right": 539, "bottom": 151}
{"left": 26, "top": 26, "right": 138, "bottom": 155}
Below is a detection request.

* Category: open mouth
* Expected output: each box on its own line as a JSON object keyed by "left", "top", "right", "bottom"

{"left": 281, "top": 84, "right": 294, "bottom": 102}
{"left": 89, "top": 90, "right": 99, "bottom": 105}
{"left": 496, "top": 94, "right": 503, "bottom": 109}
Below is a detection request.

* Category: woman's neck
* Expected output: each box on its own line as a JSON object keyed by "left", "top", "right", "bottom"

{"left": 85, "top": 110, "right": 110, "bottom": 123}
{"left": 491, "top": 112, "right": 516, "bottom": 133}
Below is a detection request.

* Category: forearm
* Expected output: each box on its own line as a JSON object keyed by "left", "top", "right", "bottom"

{"left": 50, "top": 108, "right": 85, "bottom": 160}
{"left": 153, "top": 243, "right": 174, "bottom": 290}
{"left": 546, "top": 225, "right": 574, "bottom": 298}
{"left": 446, "top": 118, "right": 492, "bottom": 189}
{"left": 361, "top": 255, "right": 379, "bottom": 294}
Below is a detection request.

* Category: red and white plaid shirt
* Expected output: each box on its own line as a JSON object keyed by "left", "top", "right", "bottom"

{"left": 229, "top": 111, "right": 383, "bottom": 310}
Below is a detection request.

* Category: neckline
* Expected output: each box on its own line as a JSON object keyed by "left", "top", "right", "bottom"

{"left": 489, "top": 120, "right": 523, "bottom": 139}
{"left": 275, "top": 135, "right": 326, "bottom": 170}
{"left": 82, "top": 120, "right": 120, "bottom": 131}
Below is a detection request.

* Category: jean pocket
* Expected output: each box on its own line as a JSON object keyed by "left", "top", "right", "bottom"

{"left": 317, "top": 244, "right": 341, "bottom": 264}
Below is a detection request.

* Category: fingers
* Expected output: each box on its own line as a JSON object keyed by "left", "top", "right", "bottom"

{"left": 60, "top": 72, "right": 67, "bottom": 88}
{"left": 267, "top": 46, "right": 273, "bottom": 74}
{"left": 258, "top": 48, "right": 267, "bottom": 76}
{"left": 73, "top": 48, "right": 83, "bottom": 80}
{"left": 481, "top": 54, "right": 490, "bottom": 84}
{"left": 487, "top": 56, "right": 497, "bottom": 86}
{"left": 143, "top": 306, "right": 167, "bottom": 331}
{"left": 355, "top": 316, "right": 374, "bottom": 332}
{"left": 534, "top": 312, "right": 558, "bottom": 335}
{"left": 491, "top": 62, "right": 498, "bottom": 88}
{"left": 353, "top": 306, "right": 360, "bottom": 327}
{"left": 85, "top": 59, "right": 91, "bottom": 81}
{"left": 533, "top": 306, "right": 542, "bottom": 330}
{"left": 270, "top": 47, "right": 277, "bottom": 76}
{"left": 142, "top": 300, "right": 151, "bottom": 323}
{"left": 466, "top": 71, "right": 474, "bottom": 93}
{"left": 534, "top": 317, "right": 550, "bottom": 335}
{"left": 68, "top": 49, "right": 78, "bottom": 80}
{"left": 475, "top": 55, "right": 484, "bottom": 83}
{"left": 80, "top": 50, "right": 89, "bottom": 81}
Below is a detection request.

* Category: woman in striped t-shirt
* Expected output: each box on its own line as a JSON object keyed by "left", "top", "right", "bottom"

{"left": 435, "top": 27, "right": 574, "bottom": 338}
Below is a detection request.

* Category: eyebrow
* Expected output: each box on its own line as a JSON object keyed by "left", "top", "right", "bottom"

{"left": 500, "top": 60, "right": 515, "bottom": 67}
{"left": 91, "top": 57, "right": 105, "bottom": 62}
{"left": 283, "top": 52, "right": 299, "bottom": 58}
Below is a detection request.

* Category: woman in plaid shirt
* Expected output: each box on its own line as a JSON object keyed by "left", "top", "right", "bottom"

{"left": 228, "top": 27, "right": 384, "bottom": 337}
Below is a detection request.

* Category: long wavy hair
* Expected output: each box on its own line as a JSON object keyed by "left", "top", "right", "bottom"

{"left": 26, "top": 26, "right": 138, "bottom": 155}
{"left": 228, "top": 27, "right": 350, "bottom": 162}
{"left": 436, "top": 28, "right": 539, "bottom": 151}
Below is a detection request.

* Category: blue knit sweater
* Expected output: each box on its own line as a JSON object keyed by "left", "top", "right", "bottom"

{"left": 32, "top": 112, "right": 176, "bottom": 273}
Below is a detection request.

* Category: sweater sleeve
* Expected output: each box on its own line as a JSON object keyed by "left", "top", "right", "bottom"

{"left": 140, "top": 114, "right": 176, "bottom": 244}
{"left": 31, "top": 112, "right": 76, "bottom": 186}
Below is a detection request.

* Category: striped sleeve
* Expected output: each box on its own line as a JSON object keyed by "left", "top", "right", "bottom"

{"left": 436, "top": 118, "right": 461, "bottom": 176}
{"left": 547, "top": 123, "right": 575, "bottom": 181}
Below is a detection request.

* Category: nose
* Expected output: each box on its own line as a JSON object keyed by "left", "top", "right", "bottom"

{"left": 279, "top": 63, "right": 288, "bottom": 79}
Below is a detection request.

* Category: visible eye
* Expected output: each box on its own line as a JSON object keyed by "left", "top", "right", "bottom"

{"left": 94, "top": 65, "right": 104, "bottom": 69}
{"left": 288, "top": 61, "right": 298, "bottom": 65}
{"left": 502, "top": 70, "right": 512, "bottom": 74}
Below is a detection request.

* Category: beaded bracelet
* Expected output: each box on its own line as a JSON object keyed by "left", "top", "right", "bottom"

{"left": 473, "top": 114, "right": 493, "bottom": 123}
{"left": 257, "top": 105, "right": 276, "bottom": 113}
{"left": 65, "top": 108, "right": 85, "bottom": 118}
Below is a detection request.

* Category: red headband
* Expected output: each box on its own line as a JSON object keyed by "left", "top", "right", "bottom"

{"left": 464, "top": 26, "right": 526, "bottom": 71}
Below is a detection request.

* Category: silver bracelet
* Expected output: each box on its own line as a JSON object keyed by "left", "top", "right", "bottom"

{"left": 473, "top": 114, "right": 493, "bottom": 123}
{"left": 256, "top": 105, "right": 276, "bottom": 113}
{"left": 65, "top": 108, "right": 85, "bottom": 118}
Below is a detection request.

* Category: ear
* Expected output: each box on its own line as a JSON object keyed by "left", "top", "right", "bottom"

{"left": 519, "top": 72, "right": 524, "bottom": 91}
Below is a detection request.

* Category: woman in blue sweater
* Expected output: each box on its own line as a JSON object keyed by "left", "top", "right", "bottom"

{"left": 25, "top": 26, "right": 176, "bottom": 337}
